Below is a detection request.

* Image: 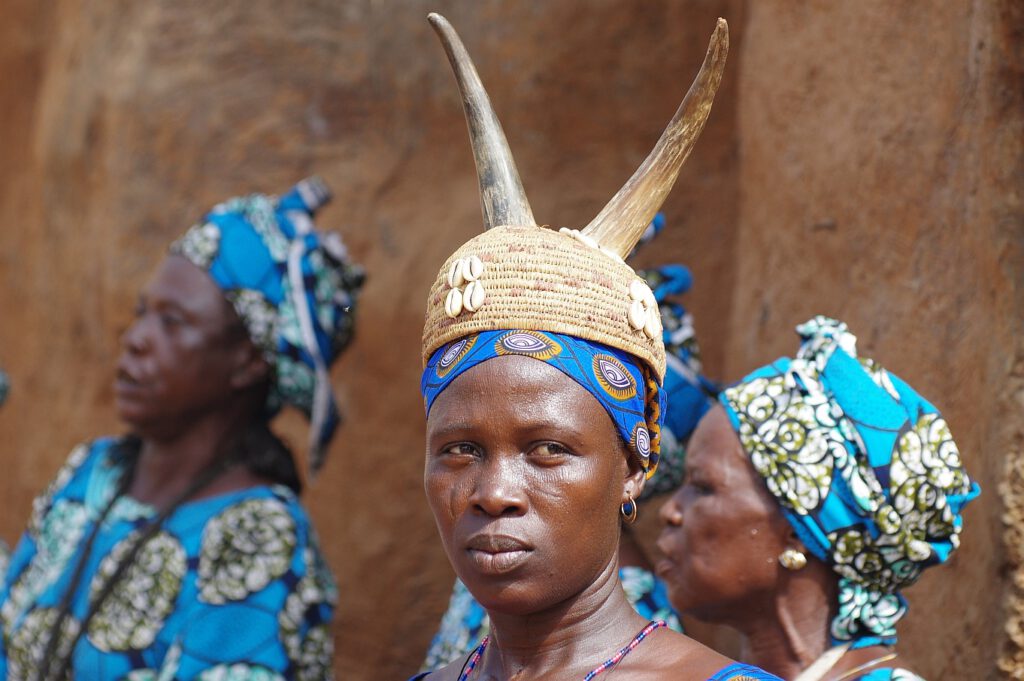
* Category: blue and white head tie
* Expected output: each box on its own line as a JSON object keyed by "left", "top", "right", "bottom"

{"left": 171, "top": 177, "right": 364, "bottom": 473}
{"left": 636, "top": 263, "right": 717, "bottom": 498}
{"left": 719, "top": 316, "right": 980, "bottom": 647}
{"left": 422, "top": 330, "right": 666, "bottom": 477}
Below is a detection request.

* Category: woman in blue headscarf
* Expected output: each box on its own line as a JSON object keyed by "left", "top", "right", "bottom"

{"left": 420, "top": 221, "right": 717, "bottom": 671}
{"left": 0, "top": 177, "right": 363, "bottom": 680}
{"left": 657, "top": 317, "right": 979, "bottom": 680}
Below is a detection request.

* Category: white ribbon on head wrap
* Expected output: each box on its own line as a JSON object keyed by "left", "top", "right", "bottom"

{"left": 286, "top": 209, "right": 334, "bottom": 471}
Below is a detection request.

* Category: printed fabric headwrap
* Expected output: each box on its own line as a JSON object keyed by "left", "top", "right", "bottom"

{"left": 423, "top": 330, "right": 665, "bottom": 475}
{"left": 171, "top": 177, "right": 365, "bottom": 473}
{"left": 718, "top": 316, "right": 980, "bottom": 647}
{"left": 636, "top": 262, "right": 717, "bottom": 498}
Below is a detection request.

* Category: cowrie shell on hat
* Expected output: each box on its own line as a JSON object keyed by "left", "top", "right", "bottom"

{"left": 628, "top": 300, "right": 647, "bottom": 331}
{"left": 445, "top": 288, "right": 464, "bottom": 318}
{"left": 464, "top": 255, "right": 484, "bottom": 282}
{"left": 447, "top": 259, "right": 466, "bottom": 289}
{"left": 644, "top": 309, "right": 661, "bottom": 339}
{"left": 463, "top": 281, "right": 485, "bottom": 312}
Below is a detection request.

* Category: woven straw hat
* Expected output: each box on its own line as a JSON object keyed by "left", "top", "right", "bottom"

{"left": 422, "top": 14, "right": 729, "bottom": 381}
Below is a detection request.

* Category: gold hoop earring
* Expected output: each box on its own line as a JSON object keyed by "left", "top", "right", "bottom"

{"left": 620, "top": 492, "right": 638, "bottom": 524}
{"left": 778, "top": 548, "right": 807, "bottom": 571}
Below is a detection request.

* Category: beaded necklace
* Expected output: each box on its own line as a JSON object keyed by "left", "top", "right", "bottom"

{"left": 457, "top": 620, "right": 666, "bottom": 681}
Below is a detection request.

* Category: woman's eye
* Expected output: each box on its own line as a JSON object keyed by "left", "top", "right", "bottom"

{"left": 689, "top": 479, "right": 713, "bottom": 495}
{"left": 531, "top": 443, "right": 571, "bottom": 460}
{"left": 441, "top": 443, "right": 479, "bottom": 458}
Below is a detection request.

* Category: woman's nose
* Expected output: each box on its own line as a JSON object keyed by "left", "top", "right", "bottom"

{"left": 121, "top": 318, "right": 152, "bottom": 354}
{"left": 471, "top": 458, "right": 527, "bottom": 518}
{"left": 659, "top": 494, "right": 683, "bottom": 527}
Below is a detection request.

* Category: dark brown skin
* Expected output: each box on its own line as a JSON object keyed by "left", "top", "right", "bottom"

{"left": 115, "top": 254, "right": 273, "bottom": 509}
{"left": 657, "top": 405, "right": 916, "bottom": 680}
{"left": 423, "top": 355, "right": 734, "bottom": 680}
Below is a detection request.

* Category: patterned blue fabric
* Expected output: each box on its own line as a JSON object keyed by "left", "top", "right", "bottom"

{"left": 707, "top": 664, "right": 782, "bottom": 680}
{"left": 421, "top": 567, "right": 682, "bottom": 671}
{"left": 172, "top": 177, "right": 364, "bottom": 472}
{"left": 422, "top": 330, "right": 666, "bottom": 476}
{"left": 719, "top": 317, "right": 979, "bottom": 648}
{"left": 0, "top": 369, "right": 8, "bottom": 406}
{"left": 855, "top": 668, "right": 924, "bottom": 680}
{"left": 636, "top": 265, "right": 717, "bottom": 498}
{"left": 0, "top": 438, "right": 335, "bottom": 679}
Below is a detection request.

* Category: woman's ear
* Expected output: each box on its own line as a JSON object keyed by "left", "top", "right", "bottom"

{"left": 230, "top": 341, "right": 270, "bottom": 391}
{"left": 622, "top": 448, "right": 648, "bottom": 502}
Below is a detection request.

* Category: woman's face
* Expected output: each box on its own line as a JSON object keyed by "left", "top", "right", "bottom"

{"left": 425, "top": 354, "right": 643, "bottom": 616}
{"left": 115, "top": 255, "right": 250, "bottom": 437}
{"left": 656, "top": 404, "right": 792, "bottom": 623}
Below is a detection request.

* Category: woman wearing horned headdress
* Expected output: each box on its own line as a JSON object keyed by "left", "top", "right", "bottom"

{"left": 421, "top": 217, "right": 719, "bottom": 671}
{"left": 412, "top": 14, "right": 778, "bottom": 681}
{"left": 0, "top": 178, "right": 363, "bottom": 680}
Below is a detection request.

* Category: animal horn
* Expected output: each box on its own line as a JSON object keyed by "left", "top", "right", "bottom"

{"left": 429, "top": 13, "right": 537, "bottom": 230}
{"left": 581, "top": 18, "right": 729, "bottom": 257}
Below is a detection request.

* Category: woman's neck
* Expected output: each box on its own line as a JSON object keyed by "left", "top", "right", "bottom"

{"left": 129, "top": 411, "right": 254, "bottom": 509}
{"left": 479, "top": 558, "right": 647, "bottom": 679}
{"left": 734, "top": 571, "right": 835, "bottom": 680}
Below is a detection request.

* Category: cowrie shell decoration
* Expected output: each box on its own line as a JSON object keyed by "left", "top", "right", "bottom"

{"left": 445, "top": 255, "right": 486, "bottom": 318}
{"left": 445, "top": 289, "right": 464, "bottom": 317}
{"left": 628, "top": 279, "right": 662, "bottom": 339}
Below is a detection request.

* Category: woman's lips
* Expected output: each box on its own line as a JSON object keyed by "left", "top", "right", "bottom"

{"left": 465, "top": 534, "right": 533, "bottom": 575}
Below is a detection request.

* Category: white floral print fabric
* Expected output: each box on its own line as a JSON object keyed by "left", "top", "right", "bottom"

{"left": 719, "top": 317, "right": 979, "bottom": 647}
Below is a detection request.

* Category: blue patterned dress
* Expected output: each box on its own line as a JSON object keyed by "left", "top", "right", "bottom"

{"left": 0, "top": 438, "right": 335, "bottom": 680}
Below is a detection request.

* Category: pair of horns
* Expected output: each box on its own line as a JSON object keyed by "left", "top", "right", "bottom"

{"left": 428, "top": 13, "right": 729, "bottom": 259}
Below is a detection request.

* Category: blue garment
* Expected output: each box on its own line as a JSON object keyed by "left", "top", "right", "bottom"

{"left": 171, "top": 177, "right": 364, "bottom": 472}
{"left": 855, "top": 668, "right": 924, "bottom": 680}
{"left": 0, "top": 438, "right": 335, "bottom": 679}
{"left": 422, "top": 329, "right": 666, "bottom": 477}
{"left": 719, "top": 317, "right": 979, "bottom": 648}
{"left": 635, "top": 264, "right": 716, "bottom": 498}
{"left": 422, "top": 567, "right": 682, "bottom": 671}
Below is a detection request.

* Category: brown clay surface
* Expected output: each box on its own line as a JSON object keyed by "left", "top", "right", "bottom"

{"left": 0, "top": 1, "right": 1017, "bottom": 679}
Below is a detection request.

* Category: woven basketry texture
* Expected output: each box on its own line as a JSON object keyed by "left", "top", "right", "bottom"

{"left": 422, "top": 225, "right": 666, "bottom": 380}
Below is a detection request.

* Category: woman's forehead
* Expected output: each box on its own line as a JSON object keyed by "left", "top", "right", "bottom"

{"left": 687, "top": 406, "right": 746, "bottom": 473}
{"left": 143, "top": 255, "right": 232, "bottom": 319}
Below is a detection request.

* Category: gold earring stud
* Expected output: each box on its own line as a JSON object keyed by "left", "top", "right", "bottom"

{"left": 778, "top": 548, "right": 807, "bottom": 571}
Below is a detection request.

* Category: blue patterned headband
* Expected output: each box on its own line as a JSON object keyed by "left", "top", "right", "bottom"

{"left": 171, "top": 177, "right": 364, "bottom": 473}
{"left": 719, "top": 316, "right": 979, "bottom": 647}
{"left": 422, "top": 330, "right": 666, "bottom": 477}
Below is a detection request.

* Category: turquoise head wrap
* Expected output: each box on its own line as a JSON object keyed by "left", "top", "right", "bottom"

{"left": 719, "top": 316, "right": 979, "bottom": 647}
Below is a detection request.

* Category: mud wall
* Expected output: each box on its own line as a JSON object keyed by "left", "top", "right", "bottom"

{"left": 728, "top": 2, "right": 1022, "bottom": 679}
{"left": 0, "top": 1, "right": 1017, "bottom": 679}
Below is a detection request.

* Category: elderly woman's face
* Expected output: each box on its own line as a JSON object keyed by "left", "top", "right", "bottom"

{"left": 425, "top": 354, "right": 639, "bottom": 615}
{"left": 656, "top": 404, "right": 791, "bottom": 622}
{"left": 115, "top": 255, "right": 248, "bottom": 437}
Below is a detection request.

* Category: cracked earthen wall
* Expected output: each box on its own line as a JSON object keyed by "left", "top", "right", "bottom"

{"left": 0, "top": 1, "right": 1018, "bottom": 678}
